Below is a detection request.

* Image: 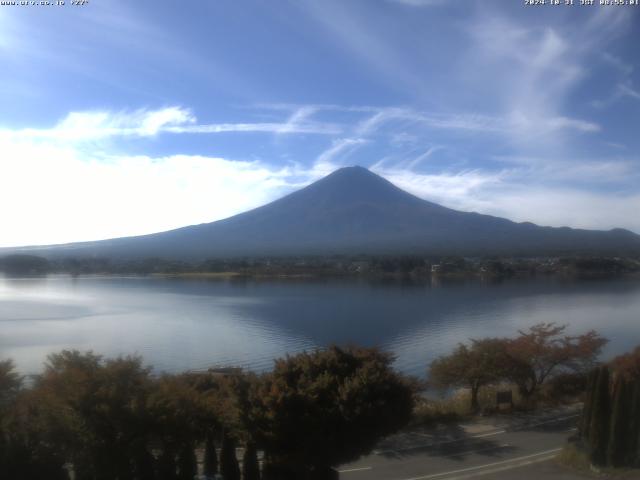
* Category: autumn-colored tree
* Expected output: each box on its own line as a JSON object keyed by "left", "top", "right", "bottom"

{"left": 0, "top": 389, "right": 69, "bottom": 479}
{"left": 505, "top": 323, "right": 607, "bottom": 399}
{"left": 147, "top": 372, "right": 219, "bottom": 479}
{"left": 252, "top": 346, "right": 415, "bottom": 479}
{"left": 0, "top": 359, "right": 69, "bottom": 479}
{"left": 610, "top": 345, "right": 640, "bottom": 380}
{"left": 35, "top": 350, "right": 154, "bottom": 480}
{"left": 429, "top": 338, "right": 510, "bottom": 412}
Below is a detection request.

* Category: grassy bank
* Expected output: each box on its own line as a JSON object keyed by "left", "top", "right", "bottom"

{"left": 411, "top": 381, "right": 584, "bottom": 427}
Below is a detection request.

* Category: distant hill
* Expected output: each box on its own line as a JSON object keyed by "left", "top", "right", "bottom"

{"left": 4, "top": 166, "right": 640, "bottom": 259}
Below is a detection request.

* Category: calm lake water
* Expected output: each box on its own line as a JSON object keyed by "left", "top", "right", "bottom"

{"left": 1, "top": 275, "right": 639, "bottom": 377}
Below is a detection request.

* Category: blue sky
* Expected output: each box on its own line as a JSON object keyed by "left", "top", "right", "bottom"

{"left": 1, "top": 0, "right": 639, "bottom": 247}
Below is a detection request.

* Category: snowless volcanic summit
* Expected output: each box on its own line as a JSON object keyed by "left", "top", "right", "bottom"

{"left": 8, "top": 166, "right": 640, "bottom": 259}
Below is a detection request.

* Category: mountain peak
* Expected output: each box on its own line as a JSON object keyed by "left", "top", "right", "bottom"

{"left": 298, "top": 165, "right": 416, "bottom": 206}
{"left": 331, "top": 165, "right": 371, "bottom": 174}
{"left": 321, "top": 165, "right": 380, "bottom": 182}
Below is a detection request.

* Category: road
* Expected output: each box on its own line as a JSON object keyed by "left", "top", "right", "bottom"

{"left": 338, "top": 410, "right": 588, "bottom": 480}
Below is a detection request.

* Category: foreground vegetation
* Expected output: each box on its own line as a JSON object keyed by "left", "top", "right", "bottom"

{"left": 0, "top": 347, "right": 415, "bottom": 480}
{"left": 1, "top": 324, "right": 638, "bottom": 478}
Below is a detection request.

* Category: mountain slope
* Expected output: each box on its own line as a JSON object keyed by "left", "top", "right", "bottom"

{"left": 6, "top": 166, "right": 640, "bottom": 259}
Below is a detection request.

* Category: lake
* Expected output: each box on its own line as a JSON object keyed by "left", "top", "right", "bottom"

{"left": 1, "top": 274, "right": 639, "bottom": 377}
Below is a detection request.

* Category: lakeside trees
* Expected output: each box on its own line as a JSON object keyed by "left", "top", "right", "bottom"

{"left": 0, "top": 346, "right": 416, "bottom": 480}
{"left": 429, "top": 339, "right": 508, "bottom": 412}
{"left": 428, "top": 323, "right": 607, "bottom": 410}
{"left": 2, "top": 253, "right": 638, "bottom": 279}
{"left": 505, "top": 323, "right": 607, "bottom": 399}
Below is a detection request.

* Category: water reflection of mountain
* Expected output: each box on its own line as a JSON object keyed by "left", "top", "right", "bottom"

{"left": 150, "top": 275, "right": 640, "bottom": 351}
{"left": 2, "top": 276, "right": 639, "bottom": 377}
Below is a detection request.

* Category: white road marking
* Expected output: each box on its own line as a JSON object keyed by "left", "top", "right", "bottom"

{"left": 338, "top": 466, "right": 372, "bottom": 473}
{"left": 399, "top": 447, "right": 563, "bottom": 480}
{"left": 443, "top": 454, "right": 558, "bottom": 479}
{"left": 470, "top": 429, "right": 506, "bottom": 438}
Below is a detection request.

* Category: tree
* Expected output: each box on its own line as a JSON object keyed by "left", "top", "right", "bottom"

{"left": 251, "top": 346, "right": 415, "bottom": 479}
{"left": 131, "top": 441, "right": 156, "bottom": 480}
{"left": 581, "top": 345, "right": 640, "bottom": 469}
{"left": 608, "top": 345, "right": 640, "bottom": 466}
{"left": 203, "top": 431, "right": 219, "bottom": 476}
{"left": 220, "top": 431, "right": 241, "bottom": 480}
{"left": 587, "top": 366, "right": 610, "bottom": 466}
{"left": 35, "top": 350, "right": 154, "bottom": 480}
{"left": 607, "top": 375, "right": 632, "bottom": 467}
{"left": 177, "top": 441, "right": 197, "bottom": 480}
{"left": 243, "top": 441, "right": 261, "bottom": 480}
{"left": 611, "top": 345, "right": 640, "bottom": 380}
{"left": 580, "top": 368, "right": 598, "bottom": 439}
{"left": 627, "top": 380, "right": 640, "bottom": 466}
{"left": 0, "top": 359, "right": 22, "bottom": 408}
{"left": 147, "top": 372, "right": 219, "bottom": 480}
{"left": 505, "top": 323, "right": 607, "bottom": 399}
{"left": 157, "top": 447, "right": 178, "bottom": 480}
{"left": 0, "top": 254, "right": 50, "bottom": 275}
{"left": 0, "top": 359, "right": 69, "bottom": 479}
{"left": 429, "top": 338, "right": 509, "bottom": 412}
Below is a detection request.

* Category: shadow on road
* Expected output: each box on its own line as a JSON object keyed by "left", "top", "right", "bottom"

{"left": 376, "top": 424, "right": 518, "bottom": 462}
{"left": 375, "top": 414, "right": 578, "bottom": 462}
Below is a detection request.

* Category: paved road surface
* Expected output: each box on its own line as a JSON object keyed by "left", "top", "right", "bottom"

{"left": 338, "top": 409, "right": 588, "bottom": 480}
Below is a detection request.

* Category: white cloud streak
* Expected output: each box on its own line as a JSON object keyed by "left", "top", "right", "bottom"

{"left": 316, "top": 138, "right": 367, "bottom": 165}
{"left": 0, "top": 107, "right": 341, "bottom": 143}
{"left": 618, "top": 84, "right": 640, "bottom": 101}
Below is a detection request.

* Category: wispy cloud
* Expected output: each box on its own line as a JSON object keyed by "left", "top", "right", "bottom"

{"left": 407, "top": 146, "right": 442, "bottom": 169}
{"left": 0, "top": 107, "right": 341, "bottom": 143}
{"left": 297, "top": 0, "right": 427, "bottom": 95}
{"left": 167, "top": 122, "right": 341, "bottom": 135}
{"left": 602, "top": 52, "right": 634, "bottom": 76}
{"left": 316, "top": 138, "right": 368, "bottom": 165}
{"left": 618, "top": 84, "right": 640, "bottom": 101}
